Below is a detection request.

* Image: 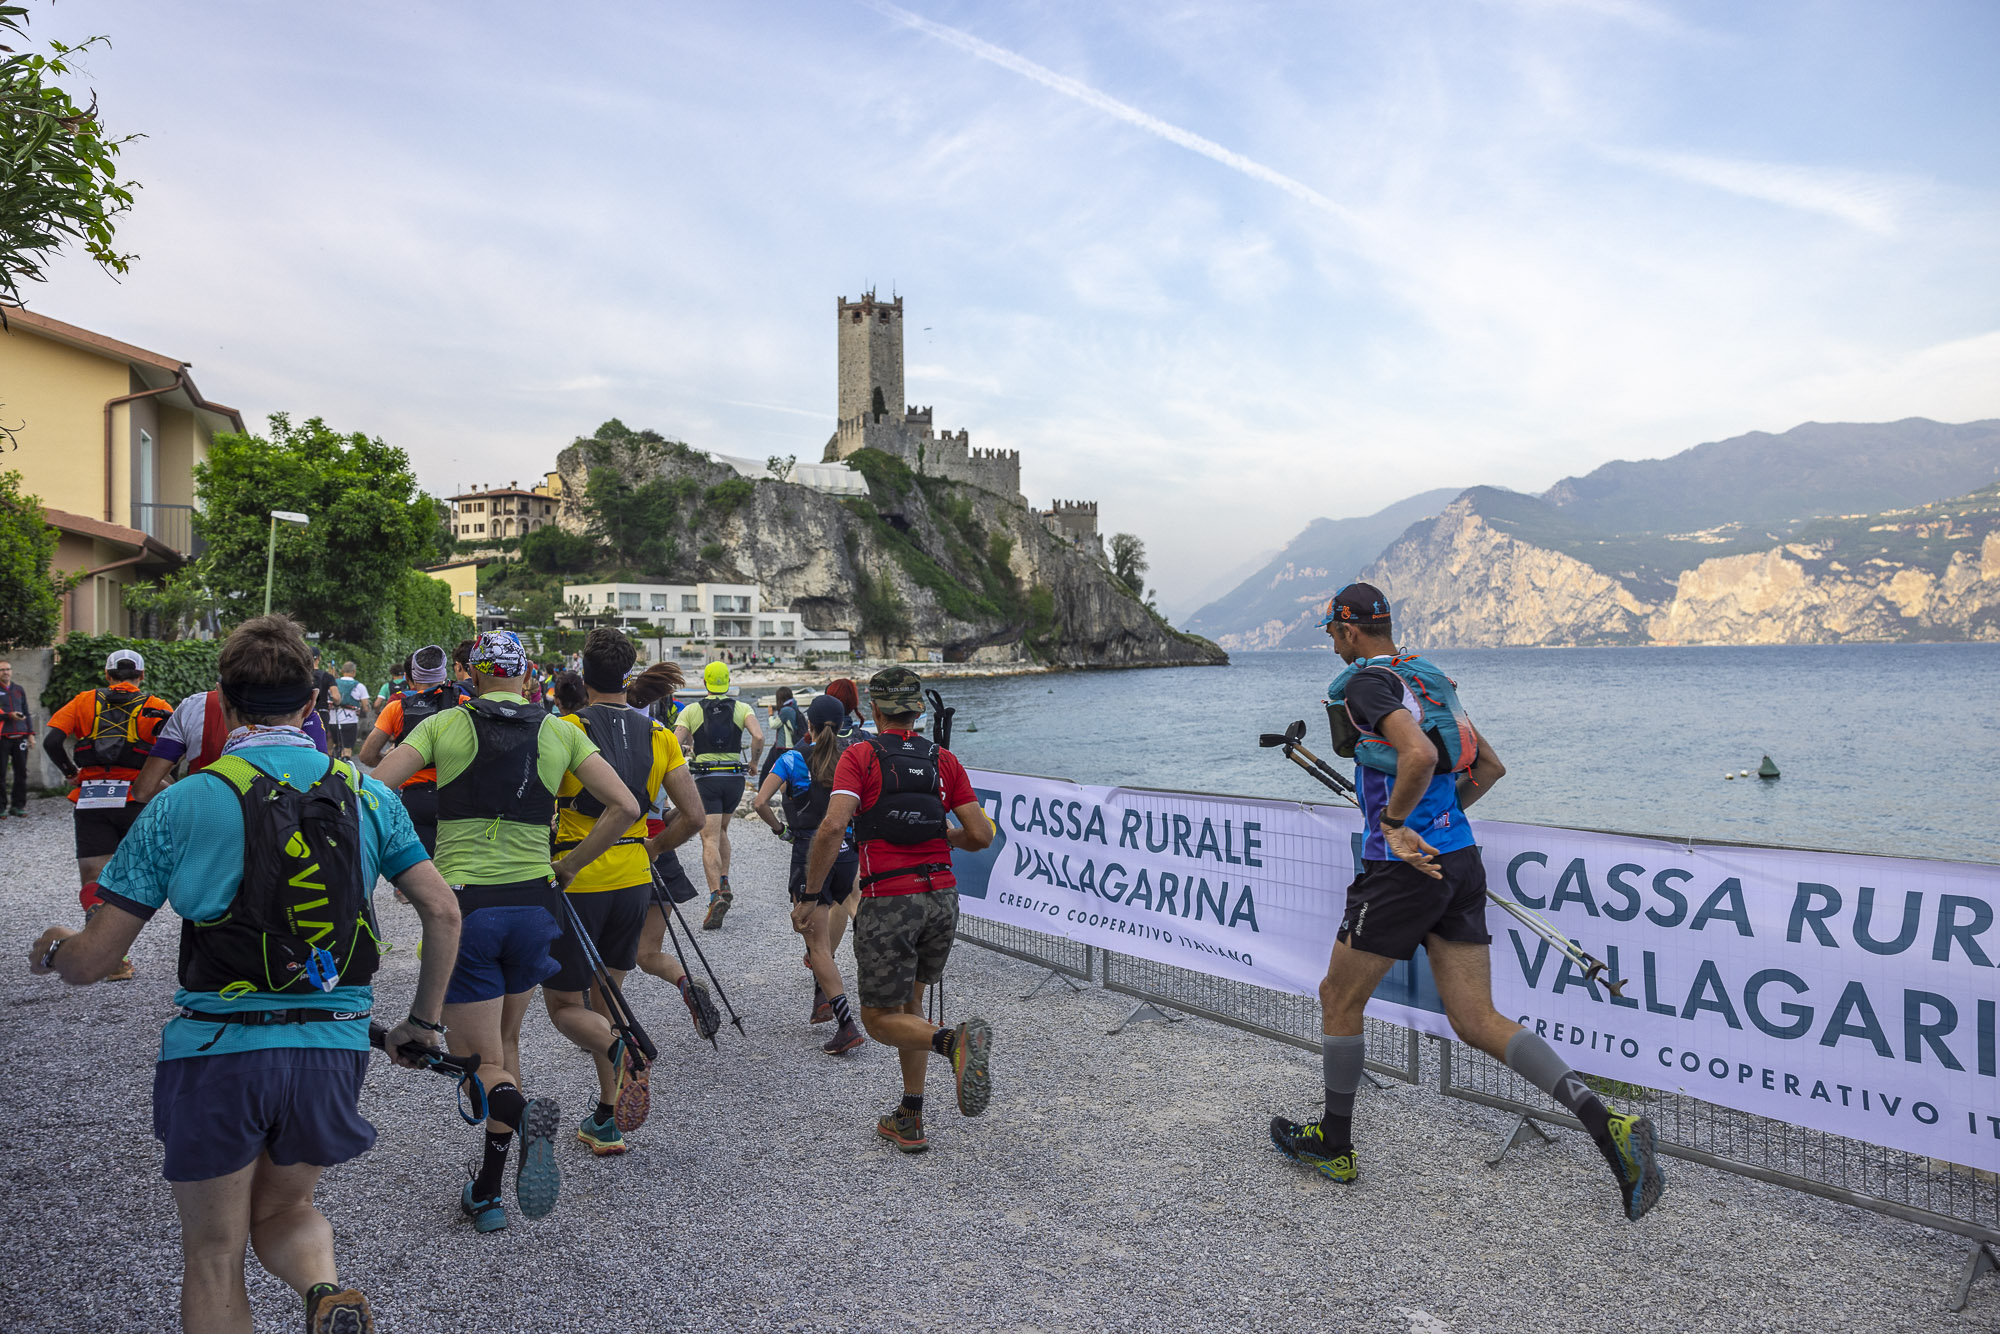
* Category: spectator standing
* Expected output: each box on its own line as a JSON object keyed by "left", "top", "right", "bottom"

{"left": 0, "top": 659, "right": 32, "bottom": 817}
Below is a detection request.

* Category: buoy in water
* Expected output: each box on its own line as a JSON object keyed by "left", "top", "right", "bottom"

{"left": 1758, "top": 755, "right": 1780, "bottom": 780}
{"left": 1725, "top": 772, "right": 1735, "bottom": 780}
{"left": 1739, "top": 769, "right": 1750, "bottom": 778}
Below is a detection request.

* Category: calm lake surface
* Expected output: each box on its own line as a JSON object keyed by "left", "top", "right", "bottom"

{"left": 930, "top": 645, "right": 2000, "bottom": 865}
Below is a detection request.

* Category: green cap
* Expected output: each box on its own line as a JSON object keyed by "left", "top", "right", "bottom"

{"left": 867, "top": 665, "right": 925, "bottom": 716}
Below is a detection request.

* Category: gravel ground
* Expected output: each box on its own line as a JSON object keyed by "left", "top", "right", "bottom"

{"left": 3, "top": 790, "right": 1995, "bottom": 1333}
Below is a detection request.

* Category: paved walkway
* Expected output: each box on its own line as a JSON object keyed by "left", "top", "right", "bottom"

{"left": 2, "top": 793, "right": 1993, "bottom": 1332}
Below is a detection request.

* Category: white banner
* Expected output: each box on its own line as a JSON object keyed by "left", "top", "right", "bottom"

{"left": 958, "top": 769, "right": 2000, "bottom": 1173}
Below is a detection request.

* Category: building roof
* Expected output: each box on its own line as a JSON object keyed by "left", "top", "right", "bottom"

{"left": 447, "top": 484, "right": 552, "bottom": 501}
{"left": 424, "top": 558, "right": 490, "bottom": 572}
{"left": 42, "top": 506, "right": 184, "bottom": 564}
{"left": 2, "top": 308, "right": 246, "bottom": 434}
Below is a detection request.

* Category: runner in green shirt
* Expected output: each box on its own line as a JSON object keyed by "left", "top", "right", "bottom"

{"left": 373, "top": 631, "right": 642, "bottom": 1235}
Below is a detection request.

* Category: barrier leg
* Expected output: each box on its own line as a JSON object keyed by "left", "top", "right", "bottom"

{"left": 1952, "top": 1242, "right": 1998, "bottom": 1313}
{"left": 1021, "top": 967, "right": 1085, "bottom": 1002}
{"left": 1108, "top": 1000, "right": 1184, "bottom": 1035}
{"left": 1486, "top": 1114, "right": 1554, "bottom": 1168}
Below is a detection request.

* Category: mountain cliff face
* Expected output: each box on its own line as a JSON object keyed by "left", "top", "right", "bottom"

{"left": 1365, "top": 485, "right": 2000, "bottom": 647}
{"left": 554, "top": 439, "right": 1224, "bottom": 668}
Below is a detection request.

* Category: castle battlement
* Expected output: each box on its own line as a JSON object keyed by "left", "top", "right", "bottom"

{"left": 1049, "top": 499, "right": 1097, "bottom": 515}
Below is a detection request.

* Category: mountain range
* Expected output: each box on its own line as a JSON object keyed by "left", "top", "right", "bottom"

{"left": 1185, "top": 418, "right": 2000, "bottom": 649}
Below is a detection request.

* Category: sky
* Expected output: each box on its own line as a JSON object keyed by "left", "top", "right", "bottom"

{"left": 23, "top": 0, "right": 2000, "bottom": 616}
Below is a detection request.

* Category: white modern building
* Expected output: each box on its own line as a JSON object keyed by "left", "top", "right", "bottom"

{"left": 562, "top": 581, "right": 816, "bottom": 656}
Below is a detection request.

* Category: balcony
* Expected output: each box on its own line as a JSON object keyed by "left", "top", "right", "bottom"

{"left": 132, "top": 502, "right": 201, "bottom": 557}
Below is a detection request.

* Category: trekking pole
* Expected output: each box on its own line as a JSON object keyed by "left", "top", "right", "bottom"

{"left": 556, "top": 888, "right": 658, "bottom": 1064}
{"left": 926, "top": 688, "right": 954, "bottom": 750}
{"left": 1258, "top": 720, "right": 1627, "bottom": 998}
{"left": 647, "top": 871, "right": 719, "bottom": 1050}
{"left": 369, "top": 1022, "right": 489, "bottom": 1125}
{"left": 648, "top": 864, "right": 746, "bottom": 1034}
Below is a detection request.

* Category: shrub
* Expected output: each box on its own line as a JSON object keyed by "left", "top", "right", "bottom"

{"left": 44, "top": 634, "right": 222, "bottom": 711}
{"left": 704, "top": 477, "right": 754, "bottom": 514}
{"left": 520, "top": 525, "right": 600, "bottom": 574}
{"left": 843, "top": 448, "right": 914, "bottom": 501}
{"left": 699, "top": 542, "right": 725, "bottom": 562}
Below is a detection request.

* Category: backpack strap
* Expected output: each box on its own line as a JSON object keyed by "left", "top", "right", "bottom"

{"left": 200, "top": 754, "right": 261, "bottom": 796}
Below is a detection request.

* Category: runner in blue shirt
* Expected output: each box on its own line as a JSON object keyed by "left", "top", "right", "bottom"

{"left": 29, "top": 614, "right": 462, "bottom": 1334}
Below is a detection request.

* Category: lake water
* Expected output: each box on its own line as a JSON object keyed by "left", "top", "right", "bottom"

{"left": 928, "top": 645, "right": 2000, "bottom": 865}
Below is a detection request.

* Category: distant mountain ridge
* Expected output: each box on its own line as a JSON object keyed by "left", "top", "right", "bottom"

{"left": 1191, "top": 418, "right": 2000, "bottom": 649}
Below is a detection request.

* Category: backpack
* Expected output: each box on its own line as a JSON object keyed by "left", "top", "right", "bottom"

{"left": 780, "top": 724, "right": 859, "bottom": 836}
{"left": 688, "top": 696, "right": 746, "bottom": 772}
{"left": 561, "top": 703, "right": 654, "bottom": 820}
{"left": 436, "top": 697, "right": 557, "bottom": 830}
{"left": 75, "top": 688, "right": 166, "bottom": 770}
{"left": 1324, "top": 653, "right": 1478, "bottom": 778}
{"left": 852, "top": 732, "right": 948, "bottom": 846}
{"left": 394, "top": 683, "right": 464, "bottom": 743}
{"left": 178, "top": 756, "right": 381, "bottom": 996}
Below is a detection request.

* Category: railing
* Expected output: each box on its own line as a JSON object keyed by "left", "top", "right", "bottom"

{"left": 955, "top": 914, "right": 1094, "bottom": 988}
{"left": 131, "top": 502, "right": 198, "bottom": 557}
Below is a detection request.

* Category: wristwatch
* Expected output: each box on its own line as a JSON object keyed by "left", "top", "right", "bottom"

{"left": 1380, "top": 815, "right": 1407, "bottom": 831}
{"left": 40, "top": 937, "right": 64, "bottom": 971}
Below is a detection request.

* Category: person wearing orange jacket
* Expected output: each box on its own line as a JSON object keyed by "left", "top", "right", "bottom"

{"left": 42, "top": 647, "right": 172, "bottom": 981}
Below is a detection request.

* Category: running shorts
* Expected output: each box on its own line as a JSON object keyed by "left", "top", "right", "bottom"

{"left": 74, "top": 801, "right": 143, "bottom": 859}
{"left": 444, "top": 880, "right": 565, "bottom": 1004}
{"left": 1336, "top": 846, "right": 1492, "bottom": 962}
{"left": 153, "top": 1047, "right": 375, "bottom": 1182}
{"left": 695, "top": 774, "right": 745, "bottom": 815}
{"left": 787, "top": 838, "right": 858, "bottom": 906}
{"left": 853, "top": 885, "right": 957, "bottom": 1009}
{"left": 547, "top": 883, "right": 648, "bottom": 991}
{"left": 654, "top": 849, "right": 700, "bottom": 904}
{"left": 333, "top": 722, "right": 358, "bottom": 751}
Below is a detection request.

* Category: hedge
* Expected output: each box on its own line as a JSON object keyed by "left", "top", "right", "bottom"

{"left": 44, "top": 635, "right": 223, "bottom": 712}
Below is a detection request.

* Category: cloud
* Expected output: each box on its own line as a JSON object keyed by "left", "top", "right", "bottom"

{"left": 1602, "top": 147, "right": 1916, "bottom": 236}
{"left": 856, "top": 0, "right": 1355, "bottom": 224}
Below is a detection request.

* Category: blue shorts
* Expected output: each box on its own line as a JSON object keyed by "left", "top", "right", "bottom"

{"left": 152, "top": 1047, "right": 375, "bottom": 1183}
{"left": 445, "top": 899, "right": 564, "bottom": 1005}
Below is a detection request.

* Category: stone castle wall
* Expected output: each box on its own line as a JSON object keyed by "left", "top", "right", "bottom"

{"left": 837, "top": 293, "right": 903, "bottom": 426}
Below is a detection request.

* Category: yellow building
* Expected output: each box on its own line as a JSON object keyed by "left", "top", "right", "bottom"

{"left": 448, "top": 479, "right": 562, "bottom": 541}
{"left": 1, "top": 309, "right": 243, "bottom": 636}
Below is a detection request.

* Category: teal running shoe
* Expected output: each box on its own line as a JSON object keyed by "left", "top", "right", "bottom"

{"left": 1600, "top": 1111, "right": 1666, "bottom": 1220}
{"left": 577, "top": 1109, "right": 626, "bottom": 1157}
{"left": 460, "top": 1179, "right": 507, "bottom": 1233}
{"left": 515, "top": 1097, "right": 562, "bottom": 1219}
{"left": 1269, "top": 1116, "right": 1358, "bottom": 1183}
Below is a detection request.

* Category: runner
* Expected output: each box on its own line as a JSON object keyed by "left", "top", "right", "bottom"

{"left": 42, "top": 648, "right": 172, "bottom": 981}
{"left": 1268, "top": 583, "right": 1666, "bottom": 1221}
{"left": 757, "top": 685, "right": 805, "bottom": 788}
{"left": 356, "top": 645, "right": 460, "bottom": 857}
{"left": 0, "top": 658, "right": 34, "bottom": 818}
{"left": 753, "top": 692, "right": 865, "bottom": 1056}
{"left": 28, "top": 613, "right": 462, "bottom": 1334}
{"left": 546, "top": 629, "right": 710, "bottom": 1156}
{"left": 550, "top": 669, "right": 587, "bottom": 716}
{"left": 382, "top": 655, "right": 410, "bottom": 699}
{"left": 132, "top": 686, "right": 331, "bottom": 804}
{"left": 311, "top": 650, "right": 338, "bottom": 738}
{"left": 371, "top": 630, "right": 643, "bottom": 1234}
{"left": 800, "top": 667, "right": 995, "bottom": 1152}
{"left": 625, "top": 663, "right": 724, "bottom": 1024}
{"left": 674, "top": 661, "right": 762, "bottom": 929}
{"left": 824, "top": 677, "right": 871, "bottom": 733}
{"left": 451, "top": 640, "right": 477, "bottom": 700}
{"left": 328, "top": 660, "right": 371, "bottom": 760}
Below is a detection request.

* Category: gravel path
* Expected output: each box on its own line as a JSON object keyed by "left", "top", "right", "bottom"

{"left": 2, "top": 791, "right": 1993, "bottom": 1333}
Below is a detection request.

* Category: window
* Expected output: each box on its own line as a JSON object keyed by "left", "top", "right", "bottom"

{"left": 621, "top": 592, "right": 640, "bottom": 609}
{"left": 689, "top": 619, "right": 707, "bottom": 636}
{"left": 781, "top": 621, "right": 795, "bottom": 636}
{"left": 604, "top": 592, "right": 617, "bottom": 605}
{"left": 759, "top": 621, "right": 774, "bottom": 637}
{"left": 650, "top": 594, "right": 668, "bottom": 610}
{"left": 658, "top": 618, "right": 674, "bottom": 633}
{"left": 681, "top": 595, "right": 699, "bottom": 612}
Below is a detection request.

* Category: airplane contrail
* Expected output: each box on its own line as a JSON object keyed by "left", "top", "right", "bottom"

{"left": 858, "top": 0, "right": 1354, "bottom": 224}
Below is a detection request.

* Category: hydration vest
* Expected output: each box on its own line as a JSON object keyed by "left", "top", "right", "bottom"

{"left": 852, "top": 732, "right": 948, "bottom": 846}
{"left": 772, "top": 701, "right": 805, "bottom": 751}
{"left": 689, "top": 695, "right": 746, "bottom": 774}
{"left": 1325, "top": 653, "right": 1478, "bottom": 778}
{"left": 560, "top": 704, "right": 655, "bottom": 820}
{"left": 191, "top": 691, "right": 229, "bottom": 773}
{"left": 780, "top": 724, "right": 860, "bottom": 837}
{"left": 436, "top": 697, "right": 557, "bottom": 831}
{"left": 178, "top": 755, "right": 381, "bottom": 997}
{"left": 394, "top": 683, "right": 464, "bottom": 744}
{"left": 75, "top": 688, "right": 164, "bottom": 770}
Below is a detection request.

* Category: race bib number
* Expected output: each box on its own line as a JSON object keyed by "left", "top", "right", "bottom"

{"left": 76, "top": 779, "right": 131, "bottom": 810}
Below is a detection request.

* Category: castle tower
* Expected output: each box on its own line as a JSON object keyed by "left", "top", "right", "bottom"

{"left": 836, "top": 291, "right": 904, "bottom": 432}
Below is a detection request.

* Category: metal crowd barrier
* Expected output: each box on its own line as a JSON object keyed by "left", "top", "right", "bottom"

{"left": 954, "top": 914, "right": 1096, "bottom": 999}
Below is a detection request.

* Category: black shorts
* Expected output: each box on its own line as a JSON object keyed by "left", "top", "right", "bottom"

{"left": 1336, "top": 846, "right": 1492, "bottom": 961}
{"left": 547, "top": 884, "right": 649, "bottom": 992}
{"left": 333, "top": 722, "right": 358, "bottom": 750}
{"left": 399, "top": 782, "right": 438, "bottom": 856}
{"left": 788, "top": 839, "right": 858, "bottom": 906}
{"left": 654, "top": 850, "right": 700, "bottom": 904}
{"left": 695, "top": 774, "right": 745, "bottom": 815}
{"left": 74, "top": 802, "right": 143, "bottom": 859}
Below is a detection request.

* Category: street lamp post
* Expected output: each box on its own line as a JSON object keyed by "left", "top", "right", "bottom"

{"left": 264, "top": 510, "right": 309, "bottom": 616}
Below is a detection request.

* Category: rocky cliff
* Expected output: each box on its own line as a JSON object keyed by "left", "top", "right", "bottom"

{"left": 554, "top": 437, "right": 1225, "bottom": 668}
{"left": 1364, "top": 486, "right": 2000, "bottom": 648}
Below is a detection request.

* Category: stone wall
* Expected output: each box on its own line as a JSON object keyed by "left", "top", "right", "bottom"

{"left": 836, "top": 292, "right": 903, "bottom": 426}
{"left": 6, "top": 647, "right": 64, "bottom": 790}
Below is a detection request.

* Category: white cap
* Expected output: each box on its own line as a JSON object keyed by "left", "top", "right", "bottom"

{"left": 105, "top": 648, "right": 145, "bottom": 673}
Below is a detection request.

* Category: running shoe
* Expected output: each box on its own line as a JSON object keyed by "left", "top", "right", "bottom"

{"left": 105, "top": 957, "right": 135, "bottom": 982}
{"left": 702, "top": 891, "right": 732, "bottom": 930}
{"left": 608, "top": 1036, "right": 650, "bottom": 1133}
{"left": 576, "top": 1110, "right": 626, "bottom": 1157}
{"left": 679, "top": 976, "right": 721, "bottom": 1041}
{"left": 876, "top": 1106, "right": 928, "bottom": 1153}
{"left": 951, "top": 1016, "right": 993, "bottom": 1117}
{"left": 1599, "top": 1111, "right": 1666, "bottom": 1221}
{"left": 822, "top": 1022, "right": 865, "bottom": 1056}
{"left": 515, "top": 1097, "right": 562, "bottom": 1220}
{"left": 305, "top": 1283, "right": 375, "bottom": 1333}
{"left": 460, "top": 1179, "right": 508, "bottom": 1233}
{"left": 1268, "top": 1116, "right": 1358, "bottom": 1183}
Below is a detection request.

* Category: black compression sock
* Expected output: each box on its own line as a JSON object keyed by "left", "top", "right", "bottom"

{"left": 929, "top": 1026, "right": 955, "bottom": 1057}
{"left": 473, "top": 1131, "right": 512, "bottom": 1197}
{"left": 1318, "top": 1115, "right": 1354, "bottom": 1151}
{"left": 829, "top": 993, "right": 853, "bottom": 1028}
{"left": 900, "top": 1093, "right": 924, "bottom": 1114}
{"left": 593, "top": 1101, "right": 615, "bottom": 1126}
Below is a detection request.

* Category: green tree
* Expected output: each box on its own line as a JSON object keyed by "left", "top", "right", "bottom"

{"left": 0, "top": 469, "right": 62, "bottom": 648}
{"left": 1109, "top": 532, "right": 1148, "bottom": 595}
{"left": 1, "top": 5, "right": 140, "bottom": 309}
{"left": 192, "top": 413, "right": 450, "bottom": 642}
{"left": 519, "top": 523, "right": 598, "bottom": 573}
{"left": 584, "top": 467, "right": 682, "bottom": 575}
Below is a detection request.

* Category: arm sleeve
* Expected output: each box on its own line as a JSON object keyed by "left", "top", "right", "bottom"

{"left": 1342, "top": 667, "right": 1409, "bottom": 735}
{"left": 938, "top": 749, "right": 976, "bottom": 810}
{"left": 42, "top": 728, "right": 70, "bottom": 769}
